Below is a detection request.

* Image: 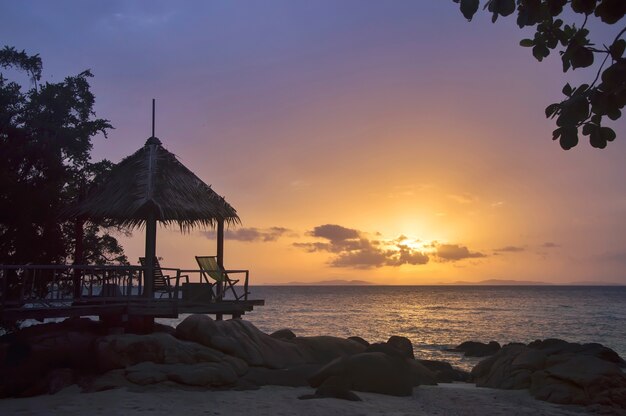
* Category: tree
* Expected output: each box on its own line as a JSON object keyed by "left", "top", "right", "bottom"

{"left": 452, "top": 0, "right": 626, "bottom": 149}
{"left": 0, "top": 46, "right": 128, "bottom": 270}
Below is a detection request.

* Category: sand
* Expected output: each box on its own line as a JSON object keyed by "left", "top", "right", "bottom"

{"left": 0, "top": 383, "right": 593, "bottom": 416}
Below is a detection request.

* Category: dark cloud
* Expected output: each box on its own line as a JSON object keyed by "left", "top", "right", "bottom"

{"left": 295, "top": 224, "right": 430, "bottom": 269}
{"left": 494, "top": 246, "right": 525, "bottom": 253}
{"left": 295, "top": 224, "right": 486, "bottom": 268}
{"left": 203, "top": 227, "right": 291, "bottom": 242}
{"left": 542, "top": 242, "right": 559, "bottom": 248}
{"left": 310, "top": 224, "right": 359, "bottom": 242}
{"left": 434, "top": 244, "right": 486, "bottom": 262}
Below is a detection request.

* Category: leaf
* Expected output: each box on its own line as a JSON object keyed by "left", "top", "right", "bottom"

{"left": 460, "top": 0, "right": 480, "bottom": 20}
{"left": 601, "top": 127, "right": 616, "bottom": 142}
{"left": 520, "top": 39, "right": 534, "bottom": 47}
{"left": 571, "top": 46, "right": 594, "bottom": 69}
{"left": 545, "top": 103, "right": 560, "bottom": 118}
{"left": 595, "top": 0, "right": 626, "bottom": 24}
{"left": 559, "top": 126, "right": 579, "bottom": 150}
{"left": 562, "top": 83, "right": 573, "bottom": 96}
{"left": 609, "top": 39, "right": 626, "bottom": 60}
{"left": 533, "top": 44, "right": 549, "bottom": 61}
{"left": 571, "top": 0, "right": 597, "bottom": 15}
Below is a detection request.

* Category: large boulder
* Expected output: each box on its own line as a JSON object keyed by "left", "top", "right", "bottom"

{"left": 417, "top": 359, "right": 470, "bottom": 383}
{"left": 176, "top": 315, "right": 305, "bottom": 368}
{"left": 451, "top": 340, "right": 501, "bottom": 357}
{"left": 471, "top": 340, "right": 626, "bottom": 410}
{"left": 308, "top": 352, "right": 414, "bottom": 396}
{"left": 124, "top": 361, "right": 239, "bottom": 387}
{"left": 240, "top": 364, "right": 321, "bottom": 387}
{"left": 176, "top": 315, "right": 364, "bottom": 368}
{"left": 94, "top": 332, "right": 247, "bottom": 376}
{"left": 291, "top": 336, "right": 366, "bottom": 364}
{"left": 269, "top": 329, "right": 296, "bottom": 341}
{"left": 387, "top": 336, "right": 415, "bottom": 359}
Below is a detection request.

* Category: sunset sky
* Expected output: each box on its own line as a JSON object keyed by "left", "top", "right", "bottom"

{"left": 2, "top": 1, "right": 626, "bottom": 284}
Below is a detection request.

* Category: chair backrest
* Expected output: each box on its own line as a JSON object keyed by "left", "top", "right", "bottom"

{"left": 139, "top": 257, "right": 169, "bottom": 291}
{"left": 195, "top": 256, "right": 224, "bottom": 282}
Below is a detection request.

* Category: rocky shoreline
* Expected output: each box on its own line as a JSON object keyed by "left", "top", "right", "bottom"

{"left": 1, "top": 315, "right": 624, "bottom": 414}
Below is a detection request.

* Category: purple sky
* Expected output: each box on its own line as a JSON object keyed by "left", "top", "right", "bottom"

{"left": 2, "top": 1, "right": 625, "bottom": 283}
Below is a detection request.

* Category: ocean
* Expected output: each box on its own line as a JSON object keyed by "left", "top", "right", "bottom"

{"left": 161, "top": 285, "right": 626, "bottom": 371}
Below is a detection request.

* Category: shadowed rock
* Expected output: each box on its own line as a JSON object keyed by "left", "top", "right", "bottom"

{"left": 471, "top": 339, "right": 626, "bottom": 410}
{"left": 270, "top": 328, "right": 296, "bottom": 340}
{"left": 387, "top": 336, "right": 415, "bottom": 359}
{"left": 95, "top": 332, "right": 247, "bottom": 376}
{"left": 309, "top": 352, "right": 414, "bottom": 396}
{"left": 417, "top": 359, "right": 470, "bottom": 383}
{"left": 450, "top": 340, "right": 501, "bottom": 357}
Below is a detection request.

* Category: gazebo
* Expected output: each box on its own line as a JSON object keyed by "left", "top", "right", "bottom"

{"left": 68, "top": 133, "right": 239, "bottom": 298}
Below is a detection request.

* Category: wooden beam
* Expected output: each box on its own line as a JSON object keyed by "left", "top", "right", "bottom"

{"left": 144, "top": 210, "right": 156, "bottom": 298}
{"left": 217, "top": 219, "right": 224, "bottom": 267}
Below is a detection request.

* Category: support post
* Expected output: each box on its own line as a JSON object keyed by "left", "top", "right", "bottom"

{"left": 216, "top": 219, "right": 224, "bottom": 299}
{"left": 144, "top": 210, "right": 156, "bottom": 298}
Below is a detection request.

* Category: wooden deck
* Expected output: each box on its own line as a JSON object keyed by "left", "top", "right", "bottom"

{"left": 0, "top": 264, "right": 264, "bottom": 323}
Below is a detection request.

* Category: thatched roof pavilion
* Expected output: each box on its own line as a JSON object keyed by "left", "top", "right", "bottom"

{"left": 68, "top": 135, "right": 240, "bottom": 297}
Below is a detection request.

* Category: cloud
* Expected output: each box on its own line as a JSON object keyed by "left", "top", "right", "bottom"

{"left": 542, "top": 242, "right": 559, "bottom": 248}
{"left": 203, "top": 227, "right": 291, "bottom": 242}
{"left": 434, "top": 244, "right": 486, "bottom": 262}
{"left": 494, "top": 246, "right": 525, "bottom": 253}
{"left": 310, "top": 224, "right": 359, "bottom": 242}
{"left": 295, "top": 224, "right": 429, "bottom": 269}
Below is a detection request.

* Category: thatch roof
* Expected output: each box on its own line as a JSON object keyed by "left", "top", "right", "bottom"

{"left": 68, "top": 137, "right": 240, "bottom": 230}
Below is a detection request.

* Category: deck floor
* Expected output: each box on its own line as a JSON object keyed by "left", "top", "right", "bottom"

{"left": 0, "top": 298, "right": 265, "bottom": 321}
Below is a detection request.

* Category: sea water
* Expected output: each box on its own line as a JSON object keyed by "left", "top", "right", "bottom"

{"left": 161, "top": 285, "right": 626, "bottom": 371}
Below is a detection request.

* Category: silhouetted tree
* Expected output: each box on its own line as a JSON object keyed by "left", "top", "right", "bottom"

{"left": 0, "top": 46, "right": 128, "bottom": 269}
{"left": 453, "top": 0, "right": 625, "bottom": 149}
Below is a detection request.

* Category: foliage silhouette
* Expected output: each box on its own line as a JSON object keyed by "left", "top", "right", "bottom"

{"left": 453, "top": 0, "right": 625, "bottom": 149}
{"left": 0, "top": 46, "right": 128, "bottom": 273}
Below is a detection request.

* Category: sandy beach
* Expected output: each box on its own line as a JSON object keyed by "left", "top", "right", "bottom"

{"left": 0, "top": 383, "right": 592, "bottom": 416}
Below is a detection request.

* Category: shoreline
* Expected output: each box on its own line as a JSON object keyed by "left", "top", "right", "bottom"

{"left": 0, "top": 384, "right": 592, "bottom": 416}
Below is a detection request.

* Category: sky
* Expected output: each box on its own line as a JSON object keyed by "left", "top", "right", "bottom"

{"left": 2, "top": 1, "right": 626, "bottom": 284}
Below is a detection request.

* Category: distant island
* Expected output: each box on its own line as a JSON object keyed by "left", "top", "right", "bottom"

{"left": 443, "top": 279, "right": 625, "bottom": 286}
{"left": 447, "top": 279, "right": 552, "bottom": 286}
{"left": 264, "top": 279, "right": 375, "bottom": 286}
{"left": 260, "top": 279, "right": 624, "bottom": 286}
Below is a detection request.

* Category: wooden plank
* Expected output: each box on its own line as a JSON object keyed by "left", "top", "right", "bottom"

{"left": 1, "top": 299, "right": 264, "bottom": 321}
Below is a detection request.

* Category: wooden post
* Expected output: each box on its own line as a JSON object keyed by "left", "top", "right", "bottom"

{"left": 144, "top": 210, "right": 156, "bottom": 298}
{"left": 216, "top": 219, "right": 224, "bottom": 299}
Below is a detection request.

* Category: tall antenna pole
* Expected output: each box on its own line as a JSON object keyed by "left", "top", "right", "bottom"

{"left": 151, "top": 98, "right": 156, "bottom": 137}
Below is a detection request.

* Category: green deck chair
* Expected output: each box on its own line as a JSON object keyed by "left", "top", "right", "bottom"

{"left": 139, "top": 257, "right": 188, "bottom": 298}
{"left": 195, "top": 256, "right": 249, "bottom": 301}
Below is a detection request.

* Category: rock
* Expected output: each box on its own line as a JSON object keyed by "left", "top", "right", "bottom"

{"left": 291, "top": 336, "right": 366, "bottom": 364}
{"left": 407, "top": 360, "right": 438, "bottom": 386}
{"left": 451, "top": 340, "right": 501, "bottom": 357}
{"left": 347, "top": 336, "right": 369, "bottom": 347}
{"left": 240, "top": 364, "right": 320, "bottom": 387}
{"left": 124, "top": 361, "right": 239, "bottom": 387}
{"left": 365, "top": 342, "right": 408, "bottom": 359}
{"left": 417, "top": 359, "right": 469, "bottom": 383}
{"left": 309, "top": 352, "right": 413, "bottom": 397}
{"left": 471, "top": 340, "right": 626, "bottom": 410}
{"left": 528, "top": 338, "right": 625, "bottom": 367}
{"left": 176, "top": 315, "right": 305, "bottom": 368}
{"left": 387, "top": 336, "right": 415, "bottom": 359}
{"left": 306, "top": 375, "right": 362, "bottom": 401}
{"left": 270, "top": 329, "right": 296, "bottom": 340}
{"left": 95, "top": 332, "right": 247, "bottom": 376}
{"left": 176, "top": 315, "right": 364, "bottom": 368}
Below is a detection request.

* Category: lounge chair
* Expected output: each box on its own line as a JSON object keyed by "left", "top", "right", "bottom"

{"left": 195, "top": 256, "right": 249, "bottom": 301}
{"left": 139, "top": 257, "right": 188, "bottom": 298}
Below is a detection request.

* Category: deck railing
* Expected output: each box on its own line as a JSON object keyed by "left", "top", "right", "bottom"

{"left": 0, "top": 264, "right": 249, "bottom": 309}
